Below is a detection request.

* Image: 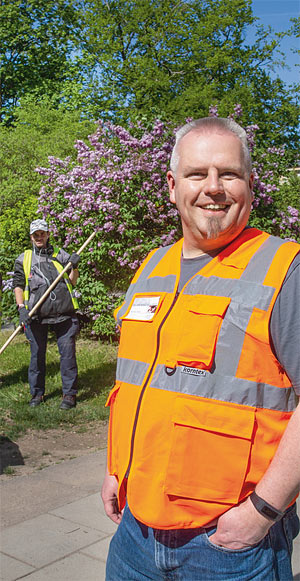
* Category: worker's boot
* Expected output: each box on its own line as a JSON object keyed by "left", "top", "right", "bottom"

{"left": 60, "top": 395, "right": 77, "bottom": 410}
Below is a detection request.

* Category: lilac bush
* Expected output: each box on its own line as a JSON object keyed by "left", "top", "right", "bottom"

{"left": 36, "top": 111, "right": 299, "bottom": 338}
{"left": 36, "top": 119, "right": 180, "bottom": 336}
{"left": 37, "top": 119, "right": 178, "bottom": 267}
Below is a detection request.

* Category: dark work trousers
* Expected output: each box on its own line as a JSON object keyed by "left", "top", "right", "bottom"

{"left": 25, "top": 316, "right": 79, "bottom": 397}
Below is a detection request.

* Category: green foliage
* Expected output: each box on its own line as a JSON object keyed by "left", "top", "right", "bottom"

{"left": 0, "top": 98, "right": 94, "bottom": 212}
{"left": 0, "top": 195, "right": 38, "bottom": 323}
{"left": 77, "top": 0, "right": 299, "bottom": 155}
{"left": 0, "top": 0, "right": 80, "bottom": 123}
{"left": 248, "top": 139, "right": 300, "bottom": 241}
{"left": 277, "top": 172, "right": 300, "bottom": 210}
{"left": 269, "top": 172, "right": 300, "bottom": 240}
{"left": 78, "top": 269, "right": 124, "bottom": 339}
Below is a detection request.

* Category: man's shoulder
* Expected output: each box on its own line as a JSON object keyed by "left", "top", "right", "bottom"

{"left": 52, "top": 247, "right": 70, "bottom": 263}
{"left": 141, "top": 243, "right": 175, "bottom": 262}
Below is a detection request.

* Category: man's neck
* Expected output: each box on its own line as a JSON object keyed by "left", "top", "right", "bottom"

{"left": 182, "top": 243, "right": 222, "bottom": 259}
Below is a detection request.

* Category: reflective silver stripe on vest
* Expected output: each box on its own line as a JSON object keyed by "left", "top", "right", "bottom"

{"left": 183, "top": 275, "right": 274, "bottom": 310}
{"left": 240, "top": 235, "right": 286, "bottom": 283}
{"left": 150, "top": 364, "right": 297, "bottom": 412}
{"left": 116, "top": 357, "right": 150, "bottom": 386}
{"left": 117, "top": 245, "right": 176, "bottom": 322}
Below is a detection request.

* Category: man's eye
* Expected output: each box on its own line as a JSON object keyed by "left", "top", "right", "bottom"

{"left": 221, "top": 172, "right": 238, "bottom": 178}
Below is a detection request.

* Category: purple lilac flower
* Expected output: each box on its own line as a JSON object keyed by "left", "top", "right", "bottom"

{"left": 209, "top": 105, "right": 219, "bottom": 117}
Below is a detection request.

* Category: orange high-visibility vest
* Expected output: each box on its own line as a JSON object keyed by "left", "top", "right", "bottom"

{"left": 106, "top": 228, "right": 300, "bottom": 529}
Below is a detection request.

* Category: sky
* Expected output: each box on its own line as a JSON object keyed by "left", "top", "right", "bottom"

{"left": 249, "top": 0, "right": 299, "bottom": 86}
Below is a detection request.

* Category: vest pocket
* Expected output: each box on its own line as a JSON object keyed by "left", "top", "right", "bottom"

{"left": 175, "top": 295, "right": 231, "bottom": 370}
{"left": 164, "top": 397, "right": 255, "bottom": 504}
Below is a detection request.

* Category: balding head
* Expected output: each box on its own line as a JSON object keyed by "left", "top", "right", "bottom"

{"left": 170, "top": 118, "right": 252, "bottom": 176}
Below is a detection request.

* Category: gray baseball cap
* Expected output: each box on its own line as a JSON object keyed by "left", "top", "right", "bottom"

{"left": 30, "top": 219, "right": 49, "bottom": 235}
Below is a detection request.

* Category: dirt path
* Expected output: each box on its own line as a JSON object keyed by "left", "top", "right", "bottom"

{"left": 0, "top": 421, "right": 108, "bottom": 479}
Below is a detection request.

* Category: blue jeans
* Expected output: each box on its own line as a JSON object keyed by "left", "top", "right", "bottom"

{"left": 106, "top": 503, "right": 299, "bottom": 580}
{"left": 25, "top": 317, "right": 79, "bottom": 396}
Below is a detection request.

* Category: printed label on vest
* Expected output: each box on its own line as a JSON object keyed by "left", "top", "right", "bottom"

{"left": 181, "top": 366, "right": 207, "bottom": 377}
{"left": 125, "top": 296, "right": 161, "bottom": 321}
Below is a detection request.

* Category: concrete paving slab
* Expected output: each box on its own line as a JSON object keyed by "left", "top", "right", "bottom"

{"left": 43, "top": 448, "right": 107, "bottom": 489}
{"left": 0, "top": 478, "right": 90, "bottom": 529}
{"left": 1, "top": 514, "right": 106, "bottom": 569}
{"left": 50, "top": 493, "right": 118, "bottom": 535}
{"left": 15, "top": 552, "right": 106, "bottom": 581}
{"left": 0, "top": 451, "right": 105, "bottom": 528}
{"left": 80, "top": 536, "right": 112, "bottom": 562}
{"left": 0, "top": 552, "right": 35, "bottom": 581}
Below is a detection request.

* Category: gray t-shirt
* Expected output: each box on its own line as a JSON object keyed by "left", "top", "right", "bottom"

{"left": 178, "top": 251, "right": 300, "bottom": 395}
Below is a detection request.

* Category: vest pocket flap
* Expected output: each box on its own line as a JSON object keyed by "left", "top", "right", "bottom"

{"left": 186, "top": 295, "right": 231, "bottom": 316}
{"left": 105, "top": 382, "right": 121, "bottom": 407}
{"left": 28, "top": 278, "right": 47, "bottom": 292}
{"left": 172, "top": 397, "right": 255, "bottom": 440}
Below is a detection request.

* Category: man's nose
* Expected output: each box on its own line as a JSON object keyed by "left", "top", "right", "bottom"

{"left": 202, "top": 171, "right": 224, "bottom": 195}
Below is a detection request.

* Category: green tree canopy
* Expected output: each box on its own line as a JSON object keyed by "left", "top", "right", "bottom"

{"left": 0, "top": 97, "right": 94, "bottom": 212}
{"left": 77, "top": 0, "right": 299, "bottom": 154}
{"left": 1, "top": 0, "right": 298, "bottom": 156}
{"left": 0, "top": 0, "right": 79, "bottom": 123}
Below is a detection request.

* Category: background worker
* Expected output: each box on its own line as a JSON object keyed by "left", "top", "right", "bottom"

{"left": 102, "top": 117, "right": 300, "bottom": 580}
{"left": 13, "top": 219, "right": 80, "bottom": 409}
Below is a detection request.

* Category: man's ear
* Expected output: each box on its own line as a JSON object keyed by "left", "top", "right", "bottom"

{"left": 167, "top": 170, "right": 176, "bottom": 204}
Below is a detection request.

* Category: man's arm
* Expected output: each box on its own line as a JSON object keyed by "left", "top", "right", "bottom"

{"left": 101, "top": 468, "right": 123, "bottom": 524}
{"left": 62, "top": 251, "right": 79, "bottom": 286}
{"left": 210, "top": 400, "right": 300, "bottom": 549}
{"left": 14, "top": 287, "right": 24, "bottom": 306}
{"left": 69, "top": 268, "right": 79, "bottom": 286}
{"left": 14, "top": 287, "right": 30, "bottom": 326}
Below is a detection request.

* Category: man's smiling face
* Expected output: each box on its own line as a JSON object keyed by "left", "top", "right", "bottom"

{"left": 167, "top": 129, "right": 254, "bottom": 257}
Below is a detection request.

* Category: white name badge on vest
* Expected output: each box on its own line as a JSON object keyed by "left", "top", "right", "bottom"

{"left": 125, "top": 296, "right": 161, "bottom": 321}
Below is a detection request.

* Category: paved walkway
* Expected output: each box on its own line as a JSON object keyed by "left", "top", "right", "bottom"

{"left": 0, "top": 450, "right": 116, "bottom": 580}
{"left": 0, "top": 449, "right": 299, "bottom": 581}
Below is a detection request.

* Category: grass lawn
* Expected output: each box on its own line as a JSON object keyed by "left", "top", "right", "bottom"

{"left": 0, "top": 329, "right": 118, "bottom": 440}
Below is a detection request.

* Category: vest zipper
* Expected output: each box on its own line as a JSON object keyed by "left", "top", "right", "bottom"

{"left": 125, "top": 289, "right": 180, "bottom": 478}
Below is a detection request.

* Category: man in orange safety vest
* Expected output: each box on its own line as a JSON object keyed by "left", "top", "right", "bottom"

{"left": 102, "top": 117, "right": 300, "bottom": 580}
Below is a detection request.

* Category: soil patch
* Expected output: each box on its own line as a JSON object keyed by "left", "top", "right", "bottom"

{"left": 0, "top": 421, "right": 108, "bottom": 479}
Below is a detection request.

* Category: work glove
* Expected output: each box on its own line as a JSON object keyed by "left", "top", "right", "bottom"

{"left": 19, "top": 306, "right": 29, "bottom": 326}
{"left": 69, "top": 253, "right": 80, "bottom": 269}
